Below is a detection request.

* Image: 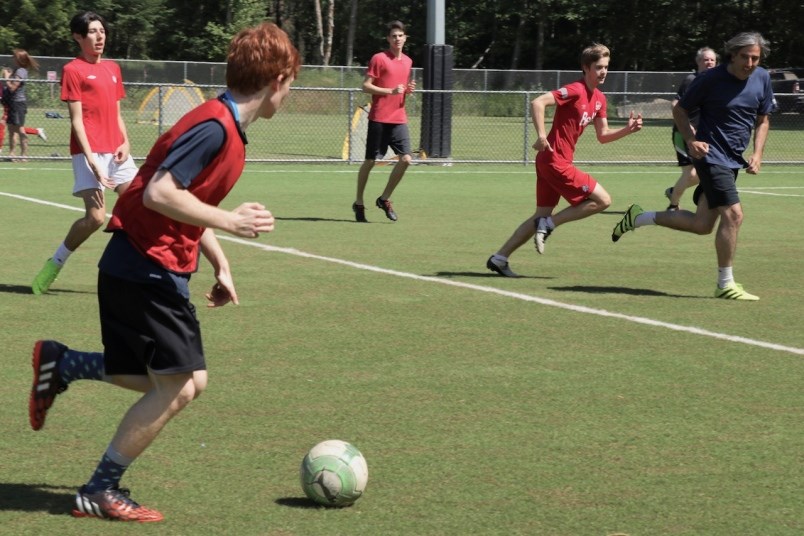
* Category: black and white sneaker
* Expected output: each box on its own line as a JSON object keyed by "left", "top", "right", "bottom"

{"left": 534, "top": 218, "right": 553, "bottom": 254}
{"left": 375, "top": 197, "right": 398, "bottom": 221}
{"left": 486, "top": 256, "right": 519, "bottom": 278}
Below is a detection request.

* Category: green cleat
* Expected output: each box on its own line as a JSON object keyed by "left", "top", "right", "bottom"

{"left": 714, "top": 282, "right": 759, "bottom": 301}
{"left": 611, "top": 204, "right": 644, "bottom": 242}
{"left": 32, "top": 259, "right": 62, "bottom": 295}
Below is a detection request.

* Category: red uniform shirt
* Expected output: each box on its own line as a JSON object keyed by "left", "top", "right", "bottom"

{"left": 61, "top": 57, "right": 126, "bottom": 155}
{"left": 106, "top": 98, "right": 246, "bottom": 273}
{"left": 538, "top": 79, "right": 607, "bottom": 165}
{"left": 366, "top": 50, "right": 413, "bottom": 124}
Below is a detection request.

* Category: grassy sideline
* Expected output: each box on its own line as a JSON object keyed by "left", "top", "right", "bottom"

{"left": 1, "top": 163, "right": 802, "bottom": 535}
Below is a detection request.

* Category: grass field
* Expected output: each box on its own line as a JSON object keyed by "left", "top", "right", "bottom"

{"left": 1, "top": 163, "right": 802, "bottom": 535}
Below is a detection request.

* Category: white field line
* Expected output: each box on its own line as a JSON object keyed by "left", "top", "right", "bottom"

{"left": 4, "top": 190, "right": 803, "bottom": 356}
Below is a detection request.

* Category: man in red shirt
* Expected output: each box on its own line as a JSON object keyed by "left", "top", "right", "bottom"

{"left": 487, "top": 43, "right": 643, "bottom": 277}
{"left": 352, "top": 20, "right": 416, "bottom": 222}
{"left": 29, "top": 22, "right": 300, "bottom": 521}
{"left": 32, "top": 11, "right": 137, "bottom": 294}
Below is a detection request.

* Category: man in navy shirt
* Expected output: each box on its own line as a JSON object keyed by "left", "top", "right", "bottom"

{"left": 612, "top": 32, "right": 773, "bottom": 300}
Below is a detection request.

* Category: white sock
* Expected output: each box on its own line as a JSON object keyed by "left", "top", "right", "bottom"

{"left": 52, "top": 243, "right": 73, "bottom": 266}
{"left": 718, "top": 266, "right": 734, "bottom": 288}
{"left": 491, "top": 254, "right": 508, "bottom": 265}
{"left": 634, "top": 212, "right": 656, "bottom": 228}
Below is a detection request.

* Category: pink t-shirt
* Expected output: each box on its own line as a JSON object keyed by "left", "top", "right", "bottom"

{"left": 541, "top": 79, "right": 607, "bottom": 163}
{"left": 61, "top": 57, "right": 126, "bottom": 155}
{"left": 366, "top": 50, "right": 413, "bottom": 124}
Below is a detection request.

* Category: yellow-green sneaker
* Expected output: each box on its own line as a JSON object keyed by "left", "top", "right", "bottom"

{"left": 32, "top": 259, "right": 62, "bottom": 295}
{"left": 612, "top": 204, "right": 644, "bottom": 242}
{"left": 714, "top": 282, "right": 759, "bottom": 301}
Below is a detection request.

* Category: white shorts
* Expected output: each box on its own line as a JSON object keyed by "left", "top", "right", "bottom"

{"left": 72, "top": 153, "right": 138, "bottom": 196}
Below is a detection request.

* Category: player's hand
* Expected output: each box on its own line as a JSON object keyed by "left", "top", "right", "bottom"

{"left": 533, "top": 136, "right": 553, "bottom": 153}
{"left": 230, "top": 202, "right": 274, "bottom": 238}
{"left": 114, "top": 141, "right": 131, "bottom": 164}
{"left": 391, "top": 84, "right": 405, "bottom": 95}
{"left": 687, "top": 140, "right": 709, "bottom": 160}
{"left": 88, "top": 158, "right": 116, "bottom": 189}
{"left": 206, "top": 270, "right": 238, "bottom": 307}
{"left": 746, "top": 154, "right": 762, "bottom": 175}
{"left": 406, "top": 80, "right": 416, "bottom": 94}
{"left": 627, "top": 111, "right": 643, "bottom": 132}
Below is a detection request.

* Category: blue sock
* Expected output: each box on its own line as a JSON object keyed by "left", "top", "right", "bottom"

{"left": 84, "top": 446, "right": 133, "bottom": 493}
{"left": 59, "top": 350, "right": 105, "bottom": 385}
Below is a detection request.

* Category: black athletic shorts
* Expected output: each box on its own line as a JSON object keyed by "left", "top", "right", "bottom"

{"left": 98, "top": 271, "right": 206, "bottom": 376}
{"left": 365, "top": 120, "right": 411, "bottom": 160}
{"left": 691, "top": 162, "right": 740, "bottom": 208}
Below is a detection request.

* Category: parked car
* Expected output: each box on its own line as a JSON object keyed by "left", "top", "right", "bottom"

{"left": 768, "top": 69, "right": 803, "bottom": 113}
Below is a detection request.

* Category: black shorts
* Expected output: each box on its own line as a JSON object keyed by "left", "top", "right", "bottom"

{"left": 691, "top": 162, "right": 740, "bottom": 208}
{"left": 672, "top": 128, "right": 692, "bottom": 166}
{"left": 98, "top": 271, "right": 206, "bottom": 376}
{"left": 6, "top": 100, "right": 27, "bottom": 126}
{"left": 365, "top": 120, "right": 411, "bottom": 160}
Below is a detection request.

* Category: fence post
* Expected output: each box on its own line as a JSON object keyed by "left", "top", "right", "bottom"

{"left": 348, "top": 90, "right": 355, "bottom": 164}
{"left": 523, "top": 92, "right": 530, "bottom": 165}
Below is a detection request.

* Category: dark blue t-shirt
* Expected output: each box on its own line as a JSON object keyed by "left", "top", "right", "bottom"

{"left": 678, "top": 64, "right": 773, "bottom": 169}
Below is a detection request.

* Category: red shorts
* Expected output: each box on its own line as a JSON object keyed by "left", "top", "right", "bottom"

{"left": 535, "top": 156, "right": 597, "bottom": 208}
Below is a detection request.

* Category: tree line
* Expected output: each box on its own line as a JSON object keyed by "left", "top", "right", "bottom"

{"left": 2, "top": 0, "right": 802, "bottom": 72}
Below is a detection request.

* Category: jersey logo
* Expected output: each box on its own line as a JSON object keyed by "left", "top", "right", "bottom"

{"left": 87, "top": 75, "right": 97, "bottom": 80}
{"left": 112, "top": 76, "right": 118, "bottom": 84}
{"left": 557, "top": 88, "right": 569, "bottom": 99}
{"left": 579, "top": 111, "right": 596, "bottom": 128}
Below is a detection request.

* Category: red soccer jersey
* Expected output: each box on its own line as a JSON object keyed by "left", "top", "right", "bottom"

{"left": 61, "top": 57, "right": 126, "bottom": 155}
{"left": 366, "top": 50, "right": 413, "bottom": 124}
{"left": 540, "top": 79, "right": 607, "bottom": 163}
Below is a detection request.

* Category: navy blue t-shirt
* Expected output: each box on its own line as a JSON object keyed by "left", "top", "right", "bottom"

{"left": 678, "top": 64, "right": 773, "bottom": 168}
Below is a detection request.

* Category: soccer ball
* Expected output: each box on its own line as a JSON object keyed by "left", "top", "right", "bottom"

{"left": 300, "top": 439, "right": 368, "bottom": 507}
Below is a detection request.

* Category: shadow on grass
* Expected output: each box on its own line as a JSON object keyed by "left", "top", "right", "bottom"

{"left": 550, "top": 285, "right": 702, "bottom": 298}
{"left": 0, "top": 283, "right": 89, "bottom": 296}
{"left": 275, "top": 497, "right": 335, "bottom": 509}
{"left": 434, "top": 271, "right": 554, "bottom": 280}
{"left": 275, "top": 216, "right": 357, "bottom": 223}
{"left": 0, "top": 483, "right": 74, "bottom": 515}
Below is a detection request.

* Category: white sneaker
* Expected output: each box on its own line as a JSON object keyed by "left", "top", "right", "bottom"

{"left": 37, "top": 128, "right": 47, "bottom": 141}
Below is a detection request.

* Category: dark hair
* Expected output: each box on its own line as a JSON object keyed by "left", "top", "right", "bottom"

{"left": 580, "top": 43, "right": 610, "bottom": 69}
{"left": 388, "top": 20, "right": 406, "bottom": 34}
{"left": 70, "top": 11, "right": 108, "bottom": 37}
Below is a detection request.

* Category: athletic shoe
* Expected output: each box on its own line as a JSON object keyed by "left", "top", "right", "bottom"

{"left": 533, "top": 217, "right": 553, "bottom": 254}
{"left": 37, "top": 128, "right": 48, "bottom": 141}
{"left": 29, "top": 340, "right": 69, "bottom": 431}
{"left": 486, "top": 256, "right": 519, "bottom": 278}
{"left": 352, "top": 203, "right": 367, "bottom": 223}
{"left": 611, "top": 204, "right": 644, "bottom": 242}
{"left": 375, "top": 197, "right": 397, "bottom": 221}
{"left": 32, "top": 258, "right": 62, "bottom": 295}
{"left": 714, "top": 282, "right": 759, "bottom": 301}
{"left": 72, "top": 486, "right": 164, "bottom": 522}
{"left": 667, "top": 204, "right": 679, "bottom": 211}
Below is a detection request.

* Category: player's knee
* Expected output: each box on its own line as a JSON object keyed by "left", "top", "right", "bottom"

{"left": 399, "top": 154, "right": 412, "bottom": 165}
{"left": 85, "top": 212, "right": 106, "bottom": 230}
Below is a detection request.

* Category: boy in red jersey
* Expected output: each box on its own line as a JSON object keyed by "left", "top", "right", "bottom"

{"left": 32, "top": 11, "right": 138, "bottom": 294}
{"left": 29, "top": 23, "right": 300, "bottom": 521}
{"left": 487, "top": 44, "right": 643, "bottom": 277}
{"left": 352, "top": 20, "right": 416, "bottom": 222}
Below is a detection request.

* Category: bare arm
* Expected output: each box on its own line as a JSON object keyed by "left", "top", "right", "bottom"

{"left": 594, "top": 111, "right": 643, "bottom": 144}
{"left": 199, "top": 227, "right": 238, "bottom": 307}
{"left": 673, "top": 104, "right": 708, "bottom": 159}
{"left": 142, "top": 169, "right": 275, "bottom": 238}
{"left": 530, "top": 91, "right": 556, "bottom": 152}
{"left": 114, "top": 100, "right": 131, "bottom": 163}
{"left": 746, "top": 114, "right": 770, "bottom": 175}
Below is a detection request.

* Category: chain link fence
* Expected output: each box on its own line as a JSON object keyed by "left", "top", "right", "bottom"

{"left": 3, "top": 57, "right": 802, "bottom": 165}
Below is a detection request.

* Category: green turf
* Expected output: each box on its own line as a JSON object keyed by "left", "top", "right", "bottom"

{"left": 1, "top": 163, "right": 802, "bottom": 535}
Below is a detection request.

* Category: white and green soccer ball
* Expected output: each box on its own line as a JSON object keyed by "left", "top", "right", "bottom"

{"left": 300, "top": 439, "right": 368, "bottom": 507}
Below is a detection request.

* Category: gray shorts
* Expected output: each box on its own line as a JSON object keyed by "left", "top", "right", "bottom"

{"left": 365, "top": 120, "right": 411, "bottom": 160}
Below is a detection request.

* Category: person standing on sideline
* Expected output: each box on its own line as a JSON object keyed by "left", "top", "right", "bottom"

{"left": 487, "top": 43, "right": 643, "bottom": 277}
{"left": 352, "top": 20, "right": 416, "bottom": 223}
{"left": 664, "top": 47, "right": 718, "bottom": 210}
{"left": 29, "top": 22, "right": 300, "bottom": 521}
{"left": 612, "top": 32, "right": 773, "bottom": 301}
{"left": 2, "top": 49, "right": 42, "bottom": 160}
{"left": 31, "top": 11, "right": 137, "bottom": 295}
